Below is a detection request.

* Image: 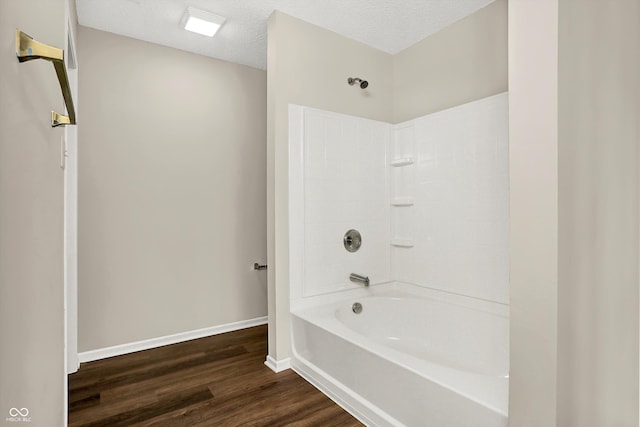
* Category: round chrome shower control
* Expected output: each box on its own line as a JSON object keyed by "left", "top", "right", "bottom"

{"left": 352, "top": 302, "right": 363, "bottom": 314}
{"left": 343, "top": 229, "right": 362, "bottom": 252}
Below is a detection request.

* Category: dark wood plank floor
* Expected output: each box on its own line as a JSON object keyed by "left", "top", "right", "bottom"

{"left": 68, "top": 325, "right": 362, "bottom": 427}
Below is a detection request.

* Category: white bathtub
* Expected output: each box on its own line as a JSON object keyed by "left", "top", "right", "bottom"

{"left": 290, "top": 282, "right": 509, "bottom": 426}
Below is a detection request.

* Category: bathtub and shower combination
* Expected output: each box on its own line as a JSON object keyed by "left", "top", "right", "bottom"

{"left": 288, "top": 94, "right": 509, "bottom": 426}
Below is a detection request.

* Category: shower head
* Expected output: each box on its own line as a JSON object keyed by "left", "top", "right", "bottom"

{"left": 348, "top": 77, "right": 369, "bottom": 89}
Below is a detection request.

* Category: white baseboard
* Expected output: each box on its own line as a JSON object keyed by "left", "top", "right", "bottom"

{"left": 78, "top": 316, "right": 268, "bottom": 363}
{"left": 264, "top": 355, "right": 291, "bottom": 373}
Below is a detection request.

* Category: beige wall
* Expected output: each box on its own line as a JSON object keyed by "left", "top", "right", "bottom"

{"left": 393, "top": 0, "right": 507, "bottom": 123}
{"left": 267, "top": 11, "right": 393, "bottom": 359}
{"left": 77, "top": 28, "right": 267, "bottom": 351}
{"left": 0, "top": 0, "right": 70, "bottom": 424}
{"left": 557, "top": 0, "right": 639, "bottom": 425}
{"left": 508, "top": 1, "right": 559, "bottom": 424}
{"left": 68, "top": 0, "right": 79, "bottom": 42}
{"left": 509, "top": 0, "right": 640, "bottom": 425}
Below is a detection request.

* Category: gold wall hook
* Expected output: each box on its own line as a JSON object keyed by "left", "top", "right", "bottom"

{"left": 16, "top": 29, "right": 76, "bottom": 127}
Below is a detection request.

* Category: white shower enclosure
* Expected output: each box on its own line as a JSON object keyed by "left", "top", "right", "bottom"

{"left": 289, "top": 93, "right": 509, "bottom": 426}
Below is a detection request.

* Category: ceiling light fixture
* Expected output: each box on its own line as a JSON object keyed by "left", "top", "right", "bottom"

{"left": 182, "top": 6, "right": 226, "bottom": 37}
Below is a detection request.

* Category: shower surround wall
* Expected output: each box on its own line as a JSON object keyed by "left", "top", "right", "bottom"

{"left": 391, "top": 94, "right": 509, "bottom": 303}
{"left": 290, "top": 108, "right": 390, "bottom": 298}
{"left": 291, "top": 92, "right": 508, "bottom": 304}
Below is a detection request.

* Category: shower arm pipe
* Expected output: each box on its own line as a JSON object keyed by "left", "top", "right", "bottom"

{"left": 16, "top": 29, "right": 76, "bottom": 127}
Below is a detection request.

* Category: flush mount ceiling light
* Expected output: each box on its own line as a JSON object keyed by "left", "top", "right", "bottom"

{"left": 182, "top": 6, "right": 226, "bottom": 37}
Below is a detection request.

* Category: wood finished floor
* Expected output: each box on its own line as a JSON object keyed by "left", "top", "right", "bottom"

{"left": 68, "top": 325, "right": 362, "bottom": 427}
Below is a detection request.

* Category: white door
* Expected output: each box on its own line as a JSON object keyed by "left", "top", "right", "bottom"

{"left": 64, "top": 19, "right": 79, "bottom": 374}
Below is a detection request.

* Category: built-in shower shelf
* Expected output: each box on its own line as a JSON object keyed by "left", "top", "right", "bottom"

{"left": 390, "top": 198, "right": 414, "bottom": 207}
{"left": 390, "top": 157, "right": 414, "bottom": 167}
{"left": 391, "top": 239, "right": 414, "bottom": 248}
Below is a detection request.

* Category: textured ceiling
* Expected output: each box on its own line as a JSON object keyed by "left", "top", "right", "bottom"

{"left": 76, "top": 0, "right": 495, "bottom": 70}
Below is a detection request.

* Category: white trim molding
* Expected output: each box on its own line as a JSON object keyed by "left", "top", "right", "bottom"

{"left": 79, "top": 316, "right": 267, "bottom": 363}
{"left": 264, "top": 355, "right": 291, "bottom": 373}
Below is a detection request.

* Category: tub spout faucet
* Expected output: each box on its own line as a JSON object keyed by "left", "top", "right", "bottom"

{"left": 349, "top": 273, "right": 370, "bottom": 287}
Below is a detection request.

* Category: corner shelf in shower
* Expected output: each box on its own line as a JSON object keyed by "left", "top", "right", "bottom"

{"left": 390, "top": 157, "right": 414, "bottom": 167}
{"left": 390, "top": 198, "right": 414, "bottom": 207}
{"left": 391, "top": 238, "right": 414, "bottom": 248}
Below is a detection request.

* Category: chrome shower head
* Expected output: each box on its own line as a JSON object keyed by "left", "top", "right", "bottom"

{"left": 348, "top": 77, "right": 369, "bottom": 89}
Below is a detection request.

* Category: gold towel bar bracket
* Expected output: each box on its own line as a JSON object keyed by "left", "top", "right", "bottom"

{"left": 15, "top": 29, "right": 76, "bottom": 127}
